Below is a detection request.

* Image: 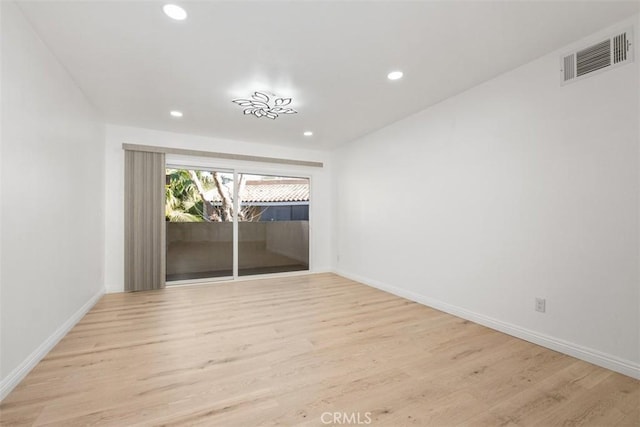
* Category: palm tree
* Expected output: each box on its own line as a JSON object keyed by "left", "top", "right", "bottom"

{"left": 165, "top": 169, "right": 208, "bottom": 222}
{"left": 165, "top": 169, "right": 259, "bottom": 222}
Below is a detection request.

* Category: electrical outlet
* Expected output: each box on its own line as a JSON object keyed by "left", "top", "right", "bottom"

{"left": 535, "top": 298, "right": 546, "bottom": 313}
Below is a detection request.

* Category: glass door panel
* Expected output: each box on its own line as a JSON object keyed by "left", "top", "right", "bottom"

{"left": 237, "top": 174, "right": 310, "bottom": 276}
{"left": 165, "top": 168, "right": 234, "bottom": 281}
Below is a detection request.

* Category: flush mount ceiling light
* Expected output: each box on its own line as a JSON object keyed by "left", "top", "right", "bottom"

{"left": 170, "top": 110, "right": 183, "bottom": 117}
{"left": 163, "top": 4, "right": 187, "bottom": 20}
{"left": 232, "top": 91, "right": 297, "bottom": 119}
{"left": 303, "top": 131, "right": 313, "bottom": 136}
{"left": 387, "top": 70, "right": 404, "bottom": 80}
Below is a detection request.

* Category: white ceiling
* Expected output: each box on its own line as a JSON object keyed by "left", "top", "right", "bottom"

{"left": 17, "top": 1, "right": 639, "bottom": 150}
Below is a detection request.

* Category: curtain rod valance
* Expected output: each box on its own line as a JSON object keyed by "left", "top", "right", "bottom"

{"left": 122, "top": 143, "right": 323, "bottom": 168}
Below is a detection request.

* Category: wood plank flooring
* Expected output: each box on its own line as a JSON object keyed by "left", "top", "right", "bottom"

{"left": 1, "top": 273, "right": 638, "bottom": 426}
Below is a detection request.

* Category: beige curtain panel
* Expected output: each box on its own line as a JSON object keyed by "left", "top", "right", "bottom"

{"left": 124, "top": 150, "right": 166, "bottom": 291}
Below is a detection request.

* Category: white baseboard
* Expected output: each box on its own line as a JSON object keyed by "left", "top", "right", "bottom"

{"left": 105, "top": 284, "right": 123, "bottom": 294}
{"left": 106, "top": 270, "right": 333, "bottom": 294}
{"left": 0, "top": 287, "right": 105, "bottom": 401}
{"left": 334, "top": 269, "right": 640, "bottom": 380}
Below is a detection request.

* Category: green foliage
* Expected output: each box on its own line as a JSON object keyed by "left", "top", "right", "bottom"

{"left": 165, "top": 169, "right": 211, "bottom": 222}
{"left": 165, "top": 169, "right": 260, "bottom": 222}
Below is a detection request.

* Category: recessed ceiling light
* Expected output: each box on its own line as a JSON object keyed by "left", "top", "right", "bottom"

{"left": 387, "top": 71, "right": 404, "bottom": 81}
{"left": 163, "top": 4, "right": 187, "bottom": 20}
{"left": 170, "top": 110, "right": 183, "bottom": 117}
{"left": 303, "top": 131, "right": 313, "bottom": 137}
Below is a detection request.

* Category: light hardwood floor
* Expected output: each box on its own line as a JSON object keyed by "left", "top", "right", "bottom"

{"left": 1, "top": 273, "right": 638, "bottom": 426}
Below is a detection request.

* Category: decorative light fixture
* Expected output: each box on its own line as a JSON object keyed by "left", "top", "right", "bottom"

{"left": 163, "top": 4, "right": 187, "bottom": 20}
{"left": 170, "top": 110, "right": 183, "bottom": 117}
{"left": 387, "top": 70, "right": 404, "bottom": 80}
{"left": 303, "top": 131, "right": 313, "bottom": 136}
{"left": 232, "top": 91, "right": 297, "bottom": 119}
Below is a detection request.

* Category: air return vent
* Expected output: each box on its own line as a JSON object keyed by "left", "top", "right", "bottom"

{"left": 561, "top": 28, "right": 633, "bottom": 85}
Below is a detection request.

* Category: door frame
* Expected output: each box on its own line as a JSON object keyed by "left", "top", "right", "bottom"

{"left": 165, "top": 158, "right": 312, "bottom": 285}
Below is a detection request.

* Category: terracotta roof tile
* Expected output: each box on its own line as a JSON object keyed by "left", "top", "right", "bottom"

{"left": 205, "top": 179, "right": 309, "bottom": 203}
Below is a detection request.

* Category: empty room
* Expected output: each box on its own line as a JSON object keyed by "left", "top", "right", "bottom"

{"left": 1, "top": 0, "right": 639, "bottom": 425}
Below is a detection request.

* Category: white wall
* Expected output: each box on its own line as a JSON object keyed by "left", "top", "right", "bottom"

{"left": 0, "top": 1, "right": 105, "bottom": 395}
{"left": 104, "top": 125, "right": 332, "bottom": 293}
{"left": 334, "top": 16, "right": 640, "bottom": 377}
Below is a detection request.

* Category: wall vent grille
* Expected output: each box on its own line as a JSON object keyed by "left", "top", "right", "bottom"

{"left": 561, "top": 28, "right": 633, "bottom": 85}
{"left": 563, "top": 53, "right": 575, "bottom": 81}
{"left": 576, "top": 40, "right": 611, "bottom": 76}
{"left": 613, "top": 32, "right": 628, "bottom": 64}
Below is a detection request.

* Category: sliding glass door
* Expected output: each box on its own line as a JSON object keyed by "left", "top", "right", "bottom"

{"left": 165, "top": 168, "right": 309, "bottom": 283}
{"left": 165, "top": 168, "right": 234, "bottom": 281}
{"left": 238, "top": 174, "right": 309, "bottom": 276}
